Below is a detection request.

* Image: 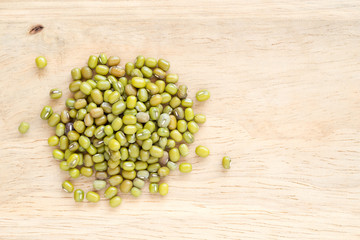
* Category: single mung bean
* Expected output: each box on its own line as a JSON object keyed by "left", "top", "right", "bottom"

{"left": 49, "top": 88, "right": 62, "bottom": 99}
{"left": 112, "top": 101, "right": 126, "bottom": 115}
{"left": 185, "top": 108, "right": 194, "bottom": 121}
{"left": 159, "top": 151, "right": 169, "bottom": 166}
{"left": 100, "top": 102, "right": 112, "bottom": 115}
{"left": 48, "top": 135, "right": 59, "bottom": 146}
{"left": 136, "top": 112, "right": 150, "bottom": 124}
{"left": 125, "top": 62, "right": 135, "bottom": 75}
{"left": 93, "top": 180, "right": 107, "bottom": 190}
{"left": 166, "top": 73, "right": 178, "bottom": 83}
{"left": 124, "top": 109, "right": 138, "bottom": 116}
{"left": 173, "top": 107, "right": 184, "bottom": 120}
{"left": 110, "top": 66, "right": 125, "bottom": 77}
{"left": 160, "top": 93, "right": 171, "bottom": 104}
{"left": 149, "top": 183, "right": 159, "bottom": 193}
{"left": 177, "top": 120, "right": 187, "bottom": 133}
{"left": 122, "top": 161, "right": 135, "bottom": 171}
{"left": 87, "top": 144, "right": 97, "bottom": 155}
{"left": 108, "top": 56, "right": 120, "bottom": 66}
{"left": 102, "top": 125, "right": 112, "bottom": 136}
{"left": 196, "top": 89, "right": 210, "bottom": 102}
{"left": 131, "top": 187, "right": 142, "bottom": 197}
{"left": 195, "top": 145, "right": 210, "bottom": 158}
{"left": 69, "top": 81, "right": 81, "bottom": 93}
{"left": 68, "top": 142, "right": 79, "bottom": 152}
{"left": 18, "top": 122, "right": 30, "bottom": 134}
{"left": 80, "top": 167, "right": 93, "bottom": 177}
{"left": 74, "top": 189, "right": 84, "bottom": 202}
{"left": 67, "top": 153, "right": 80, "bottom": 168}
{"left": 150, "top": 145, "right": 164, "bottom": 158}
{"left": 81, "top": 66, "right": 93, "bottom": 79}
{"left": 149, "top": 172, "right": 160, "bottom": 183}
{"left": 40, "top": 105, "right": 53, "bottom": 120}
{"left": 179, "top": 163, "right": 192, "bottom": 173}
{"left": 96, "top": 80, "right": 111, "bottom": 90}
{"left": 169, "top": 148, "right": 180, "bottom": 162}
{"left": 159, "top": 183, "right": 169, "bottom": 196}
{"left": 177, "top": 85, "right": 188, "bottom": 99}
{"left": 141, "top": 66, "right": 152, "bottom": 78}
{"left": 59, "top": 136, "right": 69, "bottom": 150}
{"left": 167, "top": 161, "right": 177, "bottom": 170}
{"left": 168, "top": 115, "right": 177, "bottom": 130}
{"left": 166, "top": 138, "right": 176, "bottom": 148}
{"left": 145, "top": 83, "right": 159, "bottom": 96}
{"left": 169, "top": 97, "right": 181, "bottom": 108}
{"left": 165, "top": 83, "right": 178, "bottom": 95}
{"left": 158, "top": 59, "right": 170, "bottom": 71}
{"left": 153, "top": 68, "right": 166, "bottom": 79}
{"left": 108, "top": 139, "right": 121, "bottom": 151}
{"left": 98, "top": 53, "right": 107, "bottom": 64}
{"left": 69, "top": 109, "right": 77, "bottom": 118}
{"left": 94, "top": 161, "right": 108, "bottom": 171}
{"left": 62, "top": 180, "right": 74, "bottom": 193}
{"left": 135, "top": 55, "right": 145, "bottom": 68}
{"left": 126, "top": 96, "right": 137, "bottom": 109}
{"left": 151, "top": 132, "right": 160, "bottom": 143}
{"left": 170, "top": 129, "right": 182, "bottom": 142}
{"left": 187, "top": 120, "right": 200, "bottom": 134}
{"left": 157, "top": 113, "right": 170, "bottom": 128}
{"left": 137, "top": 170, "right": 149, "bottom": 180}
{"left": 87, "top": 55, "right": 98, "bottom": 69}
{"left": 95, "top": 64, "right": 109, "bottom": 75}
{"left": 74, "top": 99, "right": 87, "bottom": 109}
{"left": 71, "top": 68, "right": 82, "bottom": 80}
{"left": 120, "top": 179, "right": 133, "bottom": 193}
{"left": 35, "top": 56, "right": 47, "bottom": 68}
{"left": 59, "top": 161, "right": 69, "bottom": 171}
{"left": 163, "top": 106, "right": 173, "bottom": 115}
{"left": 110, "top": 196, "right": 122, "bottom": 208}
{"left": 95, "top": 171, "right": 108, "bottom": 180}
{"left": 86, "top": 191, "right": 100, "bottom": 203}
{"left": 158, "top": 128, "right": 169, "bottom": 138}
{"left": 222, "top": 156, "right": 231, "bottom": 169}
{"left": 158, "top": 167, "right": 170, "bottom": 177}
{"left": 131, "top": 77, "right": 146, "bottom": 89}
{"left": 131, "top": 68, "right": 143, "bottom": 78}
{"left": 145, "top": 57, "right": 157, "bottom": 68}
{"left": 53, "top": 149, "right": 64, "bottom": 160}
{"left": 149, "top": 107, "right": 160, "bottom": 121}
{"left": 147, "top": 156, "right": 159, "bottom": 164}
{"left": 109, "top": 175, "right": 123, "bottom": 186}
{"left": 178, "top": 143, "right": 189, "bottom": 156}
{"left": 147, "top": 163, "right": 161, "bottom": 173}
{"left": 69, "top": 168, "right": 80, "bottom": 178}
{"left": 181, "top": 98, "right": 193, "bottom": 108}
{"left": 183, "top": 131, "right": 194, "bottom": 143}
{"left": 90, "top": 107, "right": 104, "bottom": 118}
{"left": 48, "top": 113, "right": 60, "bottom": 127}
{"left": 76, "top": 109, "right": 87, "bottom": 120}
{"left": 194, "top": 114, "right": 206, "bottom": 124}
{"left": 92, "top": 153, "right": 105, "bottom": 163}
{"left": 60, "top": 110, "right": 70, "bottom": 124}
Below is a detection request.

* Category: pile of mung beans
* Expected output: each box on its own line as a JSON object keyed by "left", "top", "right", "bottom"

{"left": 39, "top": 53, "right": 219, "bottom": 207}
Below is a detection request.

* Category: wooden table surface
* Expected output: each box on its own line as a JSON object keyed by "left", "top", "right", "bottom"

{"left": 1, "top": 1, "right": 360, "bottom": 239}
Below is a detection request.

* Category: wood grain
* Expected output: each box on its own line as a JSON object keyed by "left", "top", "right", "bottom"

{"left": 0, "top": 1, "right": 360, "bottom": 239}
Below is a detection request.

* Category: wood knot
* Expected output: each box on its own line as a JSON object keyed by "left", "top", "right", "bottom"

{"left": 29, "top": 24, "right": 44, "bottom": 35}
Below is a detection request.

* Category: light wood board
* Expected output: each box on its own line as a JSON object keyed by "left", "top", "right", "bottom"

{"left": 1, "top": 1, "right": 360, "bottom": 239}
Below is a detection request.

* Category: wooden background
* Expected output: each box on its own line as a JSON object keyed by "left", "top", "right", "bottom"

{"left": 1, "top": 1, "right": 360, "bottom": 239}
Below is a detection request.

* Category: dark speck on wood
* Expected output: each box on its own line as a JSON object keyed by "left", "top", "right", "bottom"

{"left": 29, "top": 25, "right": 44, "bottom": 35}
